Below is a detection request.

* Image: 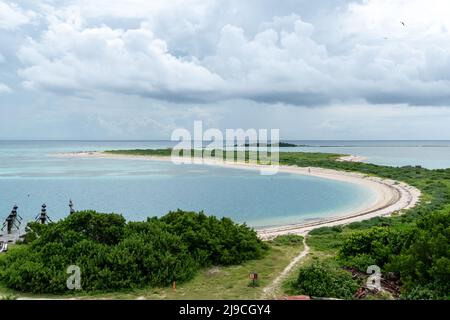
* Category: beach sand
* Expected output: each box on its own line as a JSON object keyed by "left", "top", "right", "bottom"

{"left": 55, "top": 151, "right": 421, "bottom": 239}
{"left": 337, "top": 155, "right": 368, "bottom": 162}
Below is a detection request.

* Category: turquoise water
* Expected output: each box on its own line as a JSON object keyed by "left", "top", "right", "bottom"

{"left": 0, "top": 141, "right": 377, "bottom": 228}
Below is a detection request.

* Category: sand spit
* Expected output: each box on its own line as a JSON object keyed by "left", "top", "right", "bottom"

{"left": 54, "top": 151, "right": 421, "bottom": 239}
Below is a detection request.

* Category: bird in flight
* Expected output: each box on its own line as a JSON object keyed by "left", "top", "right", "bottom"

{"left": 400, "top": 21, "right": 406, "bottom": 27}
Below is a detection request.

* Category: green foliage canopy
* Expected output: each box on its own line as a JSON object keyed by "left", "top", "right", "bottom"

{"left": 0, "top": 210, "right": 267, "bottom": 294}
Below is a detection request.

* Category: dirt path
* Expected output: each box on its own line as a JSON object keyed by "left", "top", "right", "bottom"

{"left": 261, "top": 234, "right": 310, "bottom": 299}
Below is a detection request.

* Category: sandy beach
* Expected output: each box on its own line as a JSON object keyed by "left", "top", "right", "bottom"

{"left": 337, "top": 155, "right": 368, "bottom": 162}
{"left": 54, "top": 151, "right": 421, "bottom": 239}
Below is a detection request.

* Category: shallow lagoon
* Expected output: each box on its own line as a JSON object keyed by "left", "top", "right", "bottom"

{"left": 0, "top": 141, "right": 376, "bottom": 228}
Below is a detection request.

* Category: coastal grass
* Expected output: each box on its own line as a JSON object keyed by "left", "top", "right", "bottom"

{"left": 135, "top": 238, "right": 304, "bottom": 300}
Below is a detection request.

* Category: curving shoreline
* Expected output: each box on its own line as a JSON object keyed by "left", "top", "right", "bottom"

{"left": 54, "top": 151, "right": 421, "bottom": 240}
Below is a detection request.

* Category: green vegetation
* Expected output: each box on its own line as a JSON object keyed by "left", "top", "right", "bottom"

{"left": 291, "top": 260, "right": 359, "bottom": 299}
{"left": 0, "top": 210, "right": 267, "bottom": 294}
{"left": 303, "top": 209, "right": 450, "bottom": 299}
{"left": 145, "top": 234, "right": 302, "bottom": 300}
{"left": 269, "top": 234, "right": 304, "bottom": 246}
{"left": 0, "top": 234, "right": 302, "bottom": 300}
{"left": 106, "top": 148, "right": 174, "bottom": 156}
{"left": 234, "top": 142, "right": 298, "bottom": 147}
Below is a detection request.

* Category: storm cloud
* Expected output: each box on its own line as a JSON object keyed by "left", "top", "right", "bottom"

{"left": 2, "top": 0, "right": 449, "bottom": 106}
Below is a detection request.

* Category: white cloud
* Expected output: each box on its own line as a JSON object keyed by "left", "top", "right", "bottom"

{"left": 0, "top": 1, "right": 35, "bottom": 30}
{"left": 0, "top": 82, "right": 12, "bottom": 93}
{"left": 11, "top": 0, "right": 450, "bottom": 107}
{"left": 17, "top": 13, "right": 224, "bottom": 101}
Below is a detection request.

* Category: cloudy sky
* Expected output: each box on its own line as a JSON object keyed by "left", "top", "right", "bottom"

{"left": 1, "top": 0, "right": 450, "bottom": 140}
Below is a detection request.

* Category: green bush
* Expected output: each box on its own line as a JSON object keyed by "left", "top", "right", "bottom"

{"left": 387, "top": 211, "right": 450, "bottom": 299}
{"left": 338, "top": 226, "right": 414, "bottom": 269}
{"left": 401, "top": 285, "right": 444, "bottom": 300}
{"left": 160, "top": 210, "right": 268, "bottom": 266}
{"left": 293, "top": 261, "right": 359, "bottom": 299}
{"left": 0, "top": 210, "right": 267, "bottom": 294}
{"left": 340, "top": 254, "right": 377, "bottom": 272}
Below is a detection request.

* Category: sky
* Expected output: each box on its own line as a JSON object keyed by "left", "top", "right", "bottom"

{"left": 1, "top": 0, "right": 450, "bottom": 140}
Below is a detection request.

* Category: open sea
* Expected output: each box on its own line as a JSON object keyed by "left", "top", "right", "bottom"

{"left": 1, "top": 140, "right": 448, "bottom": 229}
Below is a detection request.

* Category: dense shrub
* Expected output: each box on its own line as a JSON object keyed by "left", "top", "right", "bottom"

{"left": 0, "top": 210, "right": 267, "bottom": 294}
{"left": 336, "top": 211, "right": 450, "bottom": 299}
{"left": 338, "top": 226, "right": 415, "bottom": 269}
{"left": 160, "top": 210, "right": 268, "bottom": 266}
{"left": 387, "top": 211, "right": 450, "bottom": 299}
{"left": 402, "top": 285, "right": 445, "bottom": 300}
{"left": 293, "top": 261, "right": 359, "bottom": 299}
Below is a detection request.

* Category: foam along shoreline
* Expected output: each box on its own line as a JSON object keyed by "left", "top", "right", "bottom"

{"left": 54, "top": 151, "right": 421, "bottom": 240}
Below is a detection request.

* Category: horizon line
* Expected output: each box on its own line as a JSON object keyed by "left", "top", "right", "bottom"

{"left": 2, "top": 139, "right": 450, "bottom": 142}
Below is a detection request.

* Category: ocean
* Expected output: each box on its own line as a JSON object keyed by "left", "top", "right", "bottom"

{"left": 284, "top": 140, "right": 450, "bottom": 169}
{"left": 0, "top": 140, "right": 448, "bottom": 229}
{"left": 0, "top": 140, "right": 379, "bottom": 228}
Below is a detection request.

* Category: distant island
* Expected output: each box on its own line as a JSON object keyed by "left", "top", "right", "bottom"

{"left": 234, "top": 142, "right": 299, "bottom": 147}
